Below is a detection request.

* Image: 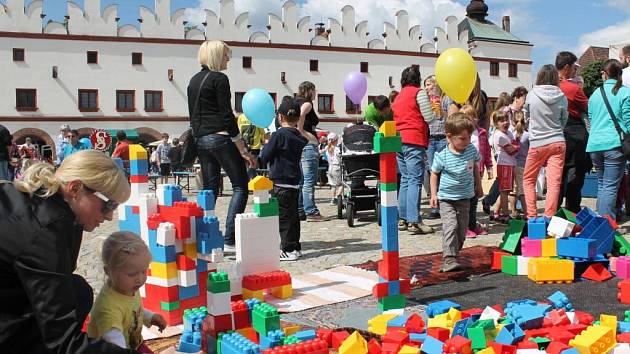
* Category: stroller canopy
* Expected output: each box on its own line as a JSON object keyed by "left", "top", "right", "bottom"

{"left": 342, "top": 123, "right": 376, "bottom": 152}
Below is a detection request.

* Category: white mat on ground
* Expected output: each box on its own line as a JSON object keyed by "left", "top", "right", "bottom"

{"left": 267, "top": 265, "right": 378, "bottom": 313}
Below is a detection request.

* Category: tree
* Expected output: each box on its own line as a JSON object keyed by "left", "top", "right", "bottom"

{"left": 581, "top": 60, "right": 604, "bottom": 98}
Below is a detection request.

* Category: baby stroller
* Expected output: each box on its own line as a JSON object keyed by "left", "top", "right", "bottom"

{"left": 336, "top": 123, "right": 381, "bottom": 227}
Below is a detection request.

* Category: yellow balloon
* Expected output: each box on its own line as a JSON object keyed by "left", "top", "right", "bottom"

{"left": 435, "top": 48, "right": 478, "bottom": 105}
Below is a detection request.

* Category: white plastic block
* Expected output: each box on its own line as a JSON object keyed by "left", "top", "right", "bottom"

{"left": 218, "top": 262, "right": 243, "bottom": 296}
{"left": 178, "top": 269, "right": 197, "bottom": 287}
{"left": 139, "top": 193, "right": 158, "bottom": 240}
{"left": 566, "top": 311, "right": 579, "bottom": 324}
{"left": 235, "top": 213, "right": 280, "bottom": 276}
{"left": 157, "top": 222, "right": 176, "bottom": 246}
{"left": 131, "top": 183, "right": 149, "bottom": 200}
{"left": 479, "top": 306, "right": 502, "bottom": 325}
{"left": 206, "top": 291, "right": 232, "bottom": 316}
{"left": 547, "top": 216, "right": 575, "bottom": 238}
{"left": 117, "top": 203, "right": 127, "bottom": 220}
{"left": 211, "top": 248, "right": 224, "bottom": 263}
{"left": 380, "top": 190, "right": 398, "bottom": 207}
{"left": 517, "top": 256, "right": 530, "bottom": 275}
{"left": 145, "top": 275, "right": 178, "bottom": 287}
{"left": 612, "top": 343, "right": 630, "bottom": 353}
{"left": 139, "top": 284, "right": 146, "bottom": 298}
{"left": 189, "top": 217, "right": 197, "bottom": 242}
{"left": 253, "top": 190, "right": 270, "bottom": 204}
{"left": 204, "top": 210, "right": 215, "bottom": 217}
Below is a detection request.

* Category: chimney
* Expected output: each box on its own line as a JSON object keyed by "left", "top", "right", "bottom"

{"left": 502, "top": 15, "right": 511, "bottom": 33}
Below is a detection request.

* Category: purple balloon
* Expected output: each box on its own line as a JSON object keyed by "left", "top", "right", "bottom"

{"left": 343, "top": 71, "right": 367, "bottom": 105}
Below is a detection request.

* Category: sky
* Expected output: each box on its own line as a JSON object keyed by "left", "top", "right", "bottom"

{"left": 36, "top": 0, "right": 630, "bottom": 72}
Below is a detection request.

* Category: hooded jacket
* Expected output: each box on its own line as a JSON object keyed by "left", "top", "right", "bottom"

{"left": 523, "top": 85, "right": 568, "bottom": 148}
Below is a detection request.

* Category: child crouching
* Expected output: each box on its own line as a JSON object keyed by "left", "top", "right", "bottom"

{"left": 430, "top": 113, "right": 483, "bottom": 272}
{"left": 88, "top": 231, "right": 166, "bottom": 353}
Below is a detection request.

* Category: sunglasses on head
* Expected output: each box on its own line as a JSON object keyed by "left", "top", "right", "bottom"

{"left": 83, "top": 185, "right": 118, "bottom": 215}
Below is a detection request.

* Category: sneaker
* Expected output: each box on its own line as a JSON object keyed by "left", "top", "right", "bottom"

{"left": 330, "top": 197, "right": 338, "bottom": 206}
{"left": 223, "top": 244, "right": 236, "bottom": 253}
{"left": 466, "top": 229, "right": 477, "bottom": 239}
{"left": 440, "top": 257, "right": 461, "bottom": 272}
{"left": 295, "top": 250, "right": 303, "bottom": 257}
{"left": 299, "top": 213, "right": 307, "bottom": 221}
{"left": 426, "top": 212, "right": 441, "bottom": 220}
{"left": 408, "top": 222, "right": 434, "bottom": 234}
{"left": 280, "top": 250, "right": 299, "bottom": 261}
{"left": 482, "top": 201, "right": 491, "bottom": 215}
{"left": 474, "top": 223, "right": 488, "bottom": 235}
{"left": 398, "top": 219, "right": 408, "bottom": 231}
{"left": 306, "top": 213, "right": 328, "bottom": 222}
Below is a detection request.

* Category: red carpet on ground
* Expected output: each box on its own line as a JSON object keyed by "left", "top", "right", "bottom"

{"left": 354, "top": 246, "right": 499, "bottom": 288}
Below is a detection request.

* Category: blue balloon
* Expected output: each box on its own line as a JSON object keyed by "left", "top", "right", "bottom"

{"left": 242, "top": 88, "right": 275, "bottom": 128}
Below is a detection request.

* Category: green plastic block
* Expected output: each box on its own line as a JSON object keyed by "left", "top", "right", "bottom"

{"left": 207, "top": 271, "right": 231, "bottom": 293}
{"left": 529, "top": 337, "right": 551, "bottom": 350}
{"left": 613, "top": 233, "right": 630, "bottom": 256}
{"left": 377, "top": 294, "right": 406, "bottom": 311}
{"left": 253, "top": 197, "right": 279, "bottom": 217}
{"left": 466, "top": 327, "right": 487, "bottom": 350}
{"left": 374, "top": 132, "right": 402, "bottom": 153}
{"left": 160, "top": 300, "right": 180, "bottom": 311}
{"left": 555, "top": 208, "right": 577, "bottom": 223}
{"left": 625, "top": 310, "right": 630, "bottom": 322}
{"left": 252, "top": 303, "right": 280, "bottom": 335}
{"left": 379, "top": 182, "right": 398, "bottom": 192}
{"left": 283, "top": 335, "right": 301, "bottom": 345}
{"left": 501, "top": 255, "right": 518, "bottom": 275}
{"left": 500, "top": 219, "right": 525, "bottom": 253}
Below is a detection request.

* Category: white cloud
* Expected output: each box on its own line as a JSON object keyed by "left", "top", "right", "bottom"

{"left": 577, "top": 19, "right": 630, "bottom": 54}
{"left": 606, "top": 0, "right": 630, "bottom": 13}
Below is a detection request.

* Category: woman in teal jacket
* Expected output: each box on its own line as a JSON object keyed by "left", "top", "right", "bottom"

{"left": 587, "top": 59, "right": 630, "bottom": 218}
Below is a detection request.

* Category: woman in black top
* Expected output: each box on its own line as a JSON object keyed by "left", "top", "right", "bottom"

{"left": 188, "top": 40, "right": 257, "bottom": 249}
{"left": 0, "top": 150, "right": 140, "bottom": 354}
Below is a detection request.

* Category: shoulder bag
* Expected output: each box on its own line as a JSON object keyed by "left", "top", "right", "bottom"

{"left": 181, "top": 71, "right": 212, "bottom": 165}
{"left": 600, "top": 86, "right": 630, "bottom": 159}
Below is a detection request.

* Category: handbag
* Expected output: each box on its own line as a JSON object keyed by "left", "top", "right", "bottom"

{"left": 600, "top": 86, "right": 630, "bottom": 159}
{"left": 181, "top": 71, "right": 212, "bottom": 165}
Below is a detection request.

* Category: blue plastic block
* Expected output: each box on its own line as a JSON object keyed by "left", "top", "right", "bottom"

{"left": 547, "top": 291, "right": 573, "bottom": 311}
{"left": 561, "top": 348, "right": 580, "bottom": 354}
{"left": 148, "top": 230, "right": 176, "bottom": 263}
{"left": 410, "top": 332, "right": 426, "bottom": 343}
{"left": 197, "top": 258, "right": 209, "bottom": 273}
{"left": 197, "top": 190, "right": 216, "bottom": 211}
{"left": 576, "top": 207, "right": 597, "bottom": 226}
{"left": 197, "top": 216, "right": 224, "bottom": 253}
{"left": 381, "top": 206, "right": 399, "bottom": 251}
{"left": 619, "top": 321, "right": 630, "bottom": 333}
{"left": 244, "top": 298, "right": 262, "bottom": 321}
{"left": 161, "top": 184, "right": 183, "bottom": 207}
{"left": 495, "top": 323, "right": 525, "bottom": 345}
{"left": 527, "top": 217, "right": 548, "bottom": 240}
{"left": 388, "top": 280, "right": 400, "bottom": 296}
{"left": 505, "top": 303, "right": 549, "bottom": 330}
{"left": 118, "top": 206, "right": 141, "bottom": 234}
{"left": 557, "top": 237, "right": 597, "bottom": 260}
{"left": 293, "top": 329, "right": 316, "bottom": 341}
{"left": 420, "top": 335, "right": 445, "bottom": 354}
{"left": 221, "top": 332, "right": 261, "bottom": 354}
{"left": 426, "top": 300, "right": 461, "bottom": 318}
{"left": 387, "top": 314, "right": 410, "bottom": 329}
{"left": 178, "top": 330, "right": 202, "bottom": 353}
{"left": 577, "top": 215, "right": 615, "bottom": 254}
{"left": 179, "top": 284, "right": 200, "bottom": 300}
{"left": 129, "top": 159, "right": 149, "bottom": 176}
{"left": 259, "top": 329, "right": 284, "bottom": 349}
{"left": 452, "top": 318, "right": 471, "bottom": 338}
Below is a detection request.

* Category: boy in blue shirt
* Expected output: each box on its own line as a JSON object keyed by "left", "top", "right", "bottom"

{"left": 259, "top": 97, "right": 308, "bottom": 261}
{"left": 430, "top": 113, "right": 483, "bottom": 272}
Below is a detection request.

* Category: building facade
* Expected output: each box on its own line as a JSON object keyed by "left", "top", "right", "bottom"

{"left": 1, "top": 0, "right": 532, "bottom": 158}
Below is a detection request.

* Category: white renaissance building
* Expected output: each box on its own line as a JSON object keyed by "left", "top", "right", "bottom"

{"left": 1, "top": 0, "right": 532, "bottom": 158}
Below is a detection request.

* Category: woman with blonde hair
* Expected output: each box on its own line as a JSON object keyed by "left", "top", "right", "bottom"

{"left": 0, "top": 150, "right": 140, "bottom": 353}
{"left": 188, "top": 40, "right": 257, "bottom": 250}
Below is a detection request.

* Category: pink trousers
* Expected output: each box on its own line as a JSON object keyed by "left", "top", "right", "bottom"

{"left": 523, "top": 142, "right": 566, "bottom": 218}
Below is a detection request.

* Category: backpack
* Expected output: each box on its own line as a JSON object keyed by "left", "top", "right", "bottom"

{"left": 241, "top": 124, "right": 257, "bottom": 148}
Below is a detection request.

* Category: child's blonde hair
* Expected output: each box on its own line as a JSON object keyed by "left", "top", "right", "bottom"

{"left": 460, "top": 104, "right": 477, "bottom": 120}
{"left": 445, "top": 113, "right": 475, "bottom": 136}
{"left": 102, "top": 231, "right": 150, "bottom": 272}
{"left": 491, "top": 110, "right": 510, "bottom": 126}
{"left": 513, "top": 111, "right": 527, "bottom": 140}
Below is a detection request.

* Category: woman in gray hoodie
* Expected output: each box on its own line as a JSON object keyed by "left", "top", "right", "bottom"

{"left": 522, "top": 64, "right": 569, "bottom": 218}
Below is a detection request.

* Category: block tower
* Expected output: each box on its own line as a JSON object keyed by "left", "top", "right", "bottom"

{"left": 118, "top": 144, "right": 224, "bottom": 325}
{"left": 372, "top": 121, "right": 411, "bottom": 311}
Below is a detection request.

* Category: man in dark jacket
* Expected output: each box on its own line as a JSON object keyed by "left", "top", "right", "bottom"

{"left": 0, "top": 124, "right": 11, "bottom": 180}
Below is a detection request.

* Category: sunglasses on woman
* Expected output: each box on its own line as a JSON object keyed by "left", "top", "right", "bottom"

{"left": 83, "top": 185, "right": 119, "bottom": 215}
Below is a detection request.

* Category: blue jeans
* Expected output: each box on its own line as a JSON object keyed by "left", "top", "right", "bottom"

{"left": 0, "top": 160, "right": 8, "bottom": 181}
{"left": 591, "top": 148, "right": 626, "bottom": 219}
{"left": 299, "top": 144, "right": 320, "bottom": 216}
{"left": 197, "top": 134, "right": 249, "bottom": 245}
{"left": 397, "top": 144, "right": 426, "bottom": 223}
{"left": 425, "top": 138, "right": 447, "bottom": 213}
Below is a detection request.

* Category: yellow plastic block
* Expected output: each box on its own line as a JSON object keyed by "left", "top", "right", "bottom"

{"left": 569, "top": 325, "right": 616, "bottom": 354}
{"left": 150, "top": 261, "right": 177, "bottom": 279}
{"left": 282, "top": 325, "right": 301, "bottom": 336}
{"left": 248, "top": 176, "right": 273, "bottom": 191}
{"left": 447, "top": 307, "right": 462, "bottom": 323}
{"left": 367, "top": 313, "right": 398, "bottom": 335}
{"left": 527, "top": 257, "right": 574, "bottom": 284}
{"left": 476, "top": 348, "right": 496, "bottom": 354}
{"left": 128, "top": 144, "right": 148, "bottom": 160}
{"left": 242, "top": 288, "right": 264, "bottom": 301}
{"left": 428, "top": 316, "right": 450, "bottom": 329}
{"left": 379, "top": 121, "right": 397, "bottom": 137}
{"left": 541, "top": 238, "right": 557, "bottom": 257}
{"left": 184, "top": 242, "right": 197, "bottom": 258}
{"left": 398, "top": 344, "right": 421, "bottom": 353}
{"left": 339, "top": 331, "right": 368, "bottom": 354}
{"left": 600, "top": 314, "right": 618, "bottom": 337}
{"left": 269, "top": 284, "right": 293, "bottom": 299}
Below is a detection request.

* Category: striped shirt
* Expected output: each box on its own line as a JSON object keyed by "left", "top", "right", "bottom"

{"left": 431, "top": 144, "right": 480, "bottom": 201}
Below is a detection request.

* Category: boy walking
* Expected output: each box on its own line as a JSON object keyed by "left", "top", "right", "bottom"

{"left": 430, "top": 113, "right": 483, "bottom": 272}
{"left": 259, "top": 97, "right": 308, "bottom": 261}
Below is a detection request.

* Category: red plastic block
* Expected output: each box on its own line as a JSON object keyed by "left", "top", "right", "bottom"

{"left": 261, "top": 338, "right": 328, "bottom": 354}
{"left": 367, "top": 338, "right": 382, "bottom": 354}
{"left": 156, "top": 211, "right": 191, "bottom": 239}
{"left": 492, "top": 251, "right": 512, "bottom": 270}
{"left": 242, "top": 270, "right": 292, "bottom": 290}
{"left": 517, "top": 340, "right": 539, "bottom": 349}
{"left": 231, "top": 300, "right": 251, "bottom": 329}
{"left": 618, "top": 332, "right": 630, "bottom": 343}
{"left": 546, "top": 341, "right": 571, "bottom": 354}
{"left": 382, "top": 329, "right": 409, "bottom": 346}
{"left": 331, "top": 331, "right": 350, "bottom": 350}
{"left": 618, "top": 279, "right": 630, "bottom": 304}
{"left": 491, "top": 304, "right": 505, "bottom": 317}
{"left": 143, "top": 284, "right": 179, "bottom": 302}
{"left": 378, "top": 251, "right": 400, "bottom": 281}
{"left": 604, "top": 214, "right": 619, "bottom": 230}
{"left": 427, "top": 327, "right": 450, "bottom": 342}
{"left": 546, "top": 330, "right": 575, "bottom": 345}
{"left": 177, "top": 255, "right": 196, "bottom": 271}
{"left": 489, "top": 342, "right": 516, "bottom": 354}
{"left": 547, "top": 309, "right": 571, "bottom": 326}
{"left": 380, "top": 341, "right": 402, "bottom": 354}
{"left": 316, "top": 328, "right": 333, "bottom": 346}
{"left": 573, "top": 311, "right": 594, "bottom": 325}
{"left": 132, "top": 206, "right": 140, "bottom": 214}
{"left": 380, "top": 153, "right": 398, "bottom": 183}
{"left": 405, "top": 313, "right": 425, "bottom": 334}
{"left": 461, "top": 308, "right": 483, "bottom": 318}
{"left": 163, "top": 202, "right": 204, "bottom": 217}
{"left": 130, "top": 175, "right": 149, "bottom": 183}
{"left": 373, "top": 282, "right": 389, "bottom": 298}
{"left": 582, "top": 263, "right": 613, "bottom": 282}
{"left": 147, "top": 214, "right": 165, "bottom": 229}
{"left": 202, "top": 313, "right": 233, "bottom": 338}
{"left": 400, "top": 278, "right": 411, "bottom": 294}
{"left": 444, "top": 336, "right": 472, "bottom": 354}
{"left": 238, "top": 326, "right": 258, "bottom": 343}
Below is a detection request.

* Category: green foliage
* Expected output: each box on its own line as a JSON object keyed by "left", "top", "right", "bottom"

{"left": 581, "top": 60, "right": 604, "bottom": 97}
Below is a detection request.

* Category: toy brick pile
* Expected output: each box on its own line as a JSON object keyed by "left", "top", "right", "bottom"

{"left": 494, "top": 207, "right": 630, "bottom": 287}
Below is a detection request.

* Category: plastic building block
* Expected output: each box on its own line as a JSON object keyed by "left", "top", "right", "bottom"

{"left": 221, "top": 332, "right": 261, "bottom": 354}
{"left": 581, "top": 263, "right": 613, "bottom": 281}
{"left": 405, "top": 313, "right": 425, "bottom": 334}
{"left": 613, "top": 234, "right": 630, "bottom": 256}
{"left": 517, "top": 256, "right": 530, "bottom": 275}
{"left": 426, "top": 300, "right": 461, "bottom": 318}
{"left": 269, "top": 284, "right": 293, "bottom": 299}
{"left": 528, "top": 337, "right": 551, "bottom": 351}
{"left": 527, "top": 217, "right": 548, "bottom": 240}
{"left": 576, "top": 207, "right": 597, "bottom": 226}
{"left": 161, "top": 300, "right": 180, "bottom": 311}
{"left": 260, "top": 329, "right": 285, "bottom": 349}
{"left": 178, "top": 330, "right": 202, "bottom": 353}
{"left": 380, "top": 205, "right": 399, "bottom": 252}
{"left": 248, "top": 176, "right": 273, "bottom": 191}
{"left": 378, "top": 250, "right": 400, "bottom": 280}
{"left": 569, "top": 325, "right": 616, "bottom": 354}
{"left": 252, "top": 303, "right": 281, "bottom": 336}
{"left": 617, "top": 256, "right": 630, "bottom": 279}
{"left": 380, "top": 154, "right": 398, "bottom": 186}
{"left": 502, "top": 255, "right": 518, "bottom": 275}
{"left": 379, "top": 121, "right": 397, "bottom": 137}
{"left": 444, "top": 335, "right": 473, "bottom": 354}
{"left": 492, "top": 251, "right": 512, "bottom": 270}
{"left": 253, "top": 197, "right": 279, "bottom": 217}
{"left": 130, "top": 158, "right": 149, "bottom": 176}
{"left": 548, "top": 216, "right": 576, "bottom": 238}
{"left": 368, "top": 313, "right": 398, "bottom": 335}
{"left": 545, "top": 341, "right": 571, "bottom": 354}
{"left": 253, "top": 190, "right": 270, "bottom": 205}
{"left": 208, "top": 272, "right": 231, "bottom": 293}
{"left": 260, "top": 338, "right": 328, "bottom": 354}
{"left": 129, "top": 144, "right": 148, "bottom": 160}
{"left": 420, "top": 335, "right": 445, "bottom": 354}
{"left": 338, "top": 331, "right": 367, "bottom": 354}
{"left": 528, "top": 257, "right": 574, "bottom": 284}
{"left": 557, "top": 237, "right": 597, "bottom": 260}
{"left": 242, "top": 271, "right": 292, "bottom": 291}
{"left": 480, "top": 306, "right": 502, "bottom": 325}
{"left": 521, "top": 238, "right": 542, "bottom": 257}
{"left": 617, "top": 280, "right": 630, "bottom": 304}
{"left": 600, "top": 314, "right": 618, "bottom": 337}
{"left": 373, "top": 131, "right": 402, "bottom": 154}
{"left": 331, "top": 331, "right": 350, "bottom": 350}
{"left": 293, "top": 330, "right": 316, "bottom": 342}
{"left": 150, "top": 261, "right": 177, "bottom": 279}
{"left": 577, "top": 215, "right": 615, "bottom": 255}
{"left": 489, "top": 341, "right": 517, "bottom": 354}
{"left": 377, "top": 294, "right": 406, "bottom": 311}
{"left": 197, "top": 190, "right": 216, "bottom": 211}
{"left": 380, "top": 182, "right": 398, "bottom": 191}
{"left": 235, "top": 213, "right": 280, "bottom": 276}
{"left": 612, "top": 343, "right": 630, "bottom": 353}
{"left": 427, "top": 327, "right": 450, "bottom": 342}
{"left": 501, "top": 219, "right": 525, "bottom": 254}
{"left": 495, "top": 323, "right": 525, "bottom": 345}
{"left": 541, "top": 238, "right": 557, "bottom": 257}
{"left": 203, "top": 313, "right": 233, "bottom": 337}
{"left": 231, "top": 301, "right": 251, "bottom": 329}
{"left": 398, "top": 344, "right": 420, "bottom": 353}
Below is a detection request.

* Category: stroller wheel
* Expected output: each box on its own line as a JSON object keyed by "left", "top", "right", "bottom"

{"left": 346, "top": 202, "right": 354, "bottom": 227}
{"left": 337, "top": 195, "right": 343, "bottom": 219}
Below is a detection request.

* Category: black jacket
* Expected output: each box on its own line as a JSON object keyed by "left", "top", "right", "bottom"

{"left": 259, "top": 127, "right": 308, "bottom": 185}
{"left": 0, "top": 183, "right": 138, "bottom": 354}
{"left": 188, "top": 67, "right": 239, "bottom": 139}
